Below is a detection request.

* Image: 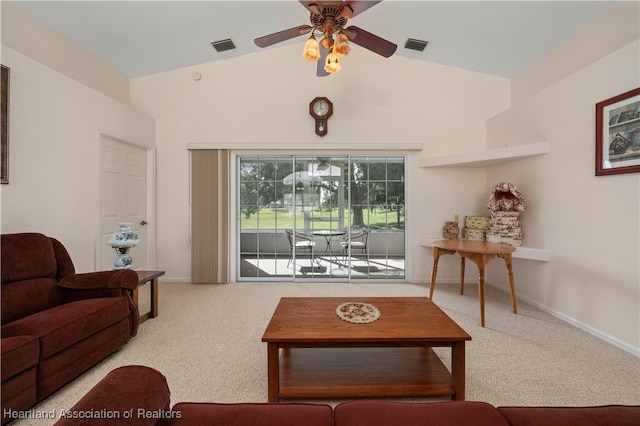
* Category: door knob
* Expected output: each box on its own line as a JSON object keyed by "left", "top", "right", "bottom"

{"left": 140, "top": 220, "right": 148, "bottom": 226}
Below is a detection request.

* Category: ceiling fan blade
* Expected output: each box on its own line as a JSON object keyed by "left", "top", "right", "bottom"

{"left": 317, "top": 43, "right": 330, "bottom": 77}
{"left": 345, "top": 1, "right": 382, "bottom": 18}
{"left": 344, "top": 25, "right": 397, "bottom": 58}
{"left": 301, "top": 1, "right": 323, "bottom": 15}
{"left": 298, "top": 1, "right": 321, "bottom": 12}
{"left": 254, "top": 25, "right": 313, "bottom": 48}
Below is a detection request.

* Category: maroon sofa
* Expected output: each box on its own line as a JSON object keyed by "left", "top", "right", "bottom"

{"left": 54, "top": 365, "right": 640, "bottom": 426}
{"left": 1, "top": 233, "right": 139, "bottom": 425}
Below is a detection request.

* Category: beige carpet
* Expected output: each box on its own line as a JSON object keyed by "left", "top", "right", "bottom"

{"left": 14, "top": 281, "right": 640, "bottom": 425}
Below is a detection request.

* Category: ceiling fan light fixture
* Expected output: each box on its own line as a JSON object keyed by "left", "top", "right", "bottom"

{"left": 324, "top": 50, "right": 341, "bottom": 73}
{"left": 302, "top": 35, "right": 320, "bottom": 60}
{"left": 333, "top": 33, "right": 350, "bottom": 56}
{"left": 253, "top": 0, "right": 394, "bottom": 76}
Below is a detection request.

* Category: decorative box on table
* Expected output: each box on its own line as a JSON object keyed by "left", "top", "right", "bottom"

{"left": 463, "top": 215, "right": 490, "bottom": 241}
{"left": 464, "top": 216, "right": 490, "bottom": 230}
{"left": 463, "top": 228, "right": 486, "bottom": 241}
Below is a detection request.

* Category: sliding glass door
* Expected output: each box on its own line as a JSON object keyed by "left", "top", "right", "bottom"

{"left": 238, "top": 155, "right": 405, "bottom": 281}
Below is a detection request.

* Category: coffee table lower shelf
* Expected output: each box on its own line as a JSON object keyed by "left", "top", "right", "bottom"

{"left": 278, "top": 347, "right": 454, "bottom": 399}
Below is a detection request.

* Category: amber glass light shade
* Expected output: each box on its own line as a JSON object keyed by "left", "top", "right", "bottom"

{"left": 302, "top": 35, "right": 320, "bottom": 61}
{"left": 333, "top": 33, "right": 351, "bottom": 56}
{"left": 321, "top": 37, "right": 333, "bottom": 49}
{"left": 324, "top": 51, "right": 341, "bottom": 73}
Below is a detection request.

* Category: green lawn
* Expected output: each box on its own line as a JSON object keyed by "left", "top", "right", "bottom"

{"left": 240, "top": 207, "right": 404, "bottom": 230}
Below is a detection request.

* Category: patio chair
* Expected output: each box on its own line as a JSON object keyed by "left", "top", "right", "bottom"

{"left": 285, "top": 229, "right": 317, "bottom": 268}
{"left": 340, "top": 229, "right": 370, "bottom": 259}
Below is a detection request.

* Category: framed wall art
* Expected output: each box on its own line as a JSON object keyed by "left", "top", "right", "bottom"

{"left": 595, "top": 87, "right": 640, "bottom": 176}
{"left": 1, "top": 65, "right": 8, "bottom": 184}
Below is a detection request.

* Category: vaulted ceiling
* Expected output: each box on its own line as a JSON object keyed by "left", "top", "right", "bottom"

{"left": 9, "top": 1, "right": 619, "bottom": 78}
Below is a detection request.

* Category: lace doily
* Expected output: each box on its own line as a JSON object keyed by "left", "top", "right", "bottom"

{"left": 336, "top": 302, "right": 381, "bottom": 324}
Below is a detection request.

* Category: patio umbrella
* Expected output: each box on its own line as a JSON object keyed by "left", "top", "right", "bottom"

{"left": 282, "top": 171, "right": 322, "bottom": 186}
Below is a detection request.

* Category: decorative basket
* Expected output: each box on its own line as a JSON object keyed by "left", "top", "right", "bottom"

{"left": 443, "top": 221, "right": 459, "bottom": 240}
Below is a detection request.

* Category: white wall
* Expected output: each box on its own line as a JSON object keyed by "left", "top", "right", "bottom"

{"left": 0, "top": 47, "right": 154, "bottom": 272}
{"left": 1, "top": 2, "right": 130, "bottom": 104}
{"left": 484, "top": 39, "right": 640, "bottom": 352}
{"left": 129, "top": 44, "right": 510, "bottom": 282}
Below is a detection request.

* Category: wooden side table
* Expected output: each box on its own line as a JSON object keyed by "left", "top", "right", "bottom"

{"left": 429, "top": 240, "right": 516, "bottom": 327}
{"left": 134, "top": 270, "right": 165, "bottom": 324}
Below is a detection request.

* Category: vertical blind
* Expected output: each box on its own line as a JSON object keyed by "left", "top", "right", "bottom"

{"left": 190, "top": 149, "right": 229, "bottom": 283}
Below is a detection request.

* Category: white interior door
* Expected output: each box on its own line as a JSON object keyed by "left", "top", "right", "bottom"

{"left": 100, "top": 135, "right": 147, "bottom": 270}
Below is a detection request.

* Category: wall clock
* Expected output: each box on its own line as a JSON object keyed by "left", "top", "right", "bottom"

{"left": 309, "top": 97, "right": 333, "bottom": 137}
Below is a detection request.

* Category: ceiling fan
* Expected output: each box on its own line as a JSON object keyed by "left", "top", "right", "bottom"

{"left": 254, "top": 1, "right": 397, "bottom": 76}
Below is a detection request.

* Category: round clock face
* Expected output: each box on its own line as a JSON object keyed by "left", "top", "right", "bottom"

{"left": 313, "top": 99, "right": 330, "bottom": 117}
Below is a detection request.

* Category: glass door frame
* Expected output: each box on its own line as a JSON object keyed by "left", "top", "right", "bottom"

{"left": 234, "top": 153, "right": 407, "bottom": 282}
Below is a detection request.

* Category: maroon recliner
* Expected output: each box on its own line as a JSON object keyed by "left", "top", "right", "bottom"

{"left": 1, "top": 233, "right": 139, "bottom": 424}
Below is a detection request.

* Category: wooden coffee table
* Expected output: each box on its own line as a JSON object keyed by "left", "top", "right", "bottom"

{"left": 262, "top": 297, "right": 471, "bottom": 402}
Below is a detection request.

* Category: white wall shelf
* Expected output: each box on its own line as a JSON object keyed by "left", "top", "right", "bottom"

{"left": 418, "top": 141, "right": 551, "bottom": 262}
{"left": 512, "top": 246, "right": 551, "bottom": 262}
{"left": 418, "top": 141, "right": 550, "bottom": 168}
{"left": 420, "top": 241, "right": 550, "bottom": 262}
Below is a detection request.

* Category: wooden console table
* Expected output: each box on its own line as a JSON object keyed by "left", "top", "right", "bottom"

{"left": 429, "top": 240, "right": 516, "bottom": 327}
{"left": 134, "top": 270, "right": 165, "bottom": 323}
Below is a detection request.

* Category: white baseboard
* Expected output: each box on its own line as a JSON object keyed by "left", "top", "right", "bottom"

{"left": 415, "top": 279, "right": 639, "bottom": 357}
{"left": 488, "top": 283, "right": 640, "bottom": 358}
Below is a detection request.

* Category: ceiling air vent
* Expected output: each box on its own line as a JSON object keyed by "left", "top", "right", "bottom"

{"left": 404, "top": 38, "right": 428, "bottom": 52}
{"left": 211, "top": 39, "right": 236, "bottom": 52}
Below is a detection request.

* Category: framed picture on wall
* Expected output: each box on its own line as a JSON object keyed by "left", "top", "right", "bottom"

{"left": 1, "top": 65, "right": 8, "bottom": 184}
{"left": 595, "top": 87, "right": 640, "bottom": 176}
